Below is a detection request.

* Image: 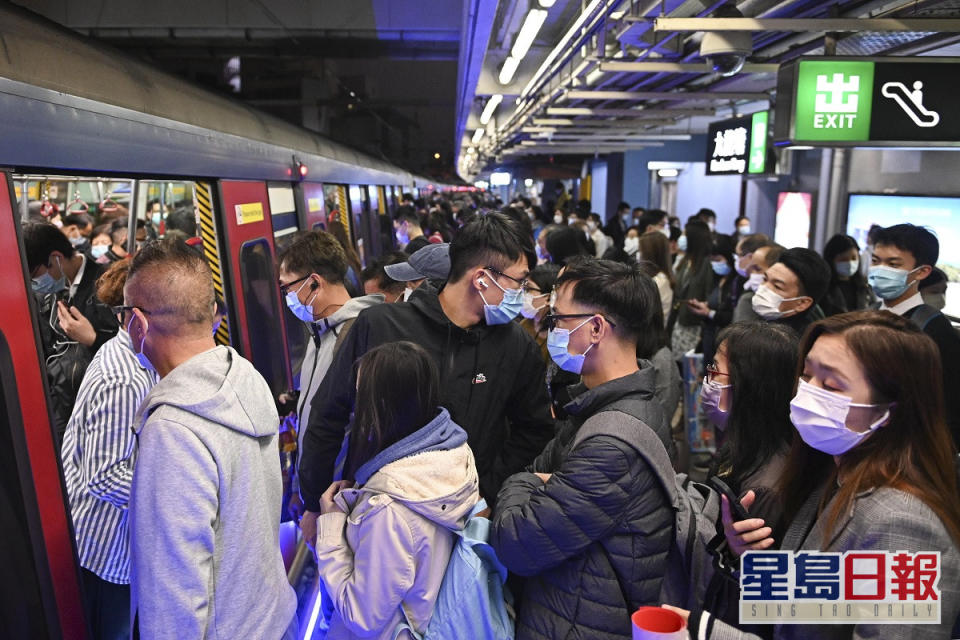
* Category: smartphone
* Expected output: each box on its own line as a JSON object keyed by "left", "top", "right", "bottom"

{"left": 709, "top": 477, "right": 751, "bottom": 521}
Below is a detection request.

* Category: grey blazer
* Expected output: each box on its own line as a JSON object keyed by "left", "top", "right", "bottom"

{"left": 702, "top": 485, "right": 960, "bottom": 640}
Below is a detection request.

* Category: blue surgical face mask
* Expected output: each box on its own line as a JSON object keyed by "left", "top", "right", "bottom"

{"left": 479, "top": 272, "right": 523, "bottom": 325}
{"left": 834, "top": 258, "right": 859, "bottom": 278}
{"left": 547, "top": 316, "right": 594, "bottom": 374}
{"left": 867, "top": 265, "right": 919, "bottom": 301}
{"left": 151, "top": 212, "right": 163, "bottom": 227}
{"left": 31, "top": 256, "right": 67, "bottom": 295}
{"left": 127, "top": 314, "right": 156, "bottom": 373}
{"left": 677, "top": 235, "right": 688, "bottom": 252}
{"left": 711, "top": 260, "right": 731, "bottom": 277}
{"left": 285, "top": 279, "right": 319, "bottom": 323}
{"left": 91, "top": 245, "right": 109, "bottom": 260}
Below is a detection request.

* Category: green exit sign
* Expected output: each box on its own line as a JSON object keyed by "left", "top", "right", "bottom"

{"left": 775, "top": 57, "right": 960, "bottom": 147}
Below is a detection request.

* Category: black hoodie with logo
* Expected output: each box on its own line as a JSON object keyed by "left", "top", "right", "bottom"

{"left": 298, "top": 287, "right": 555, "bottom": 510}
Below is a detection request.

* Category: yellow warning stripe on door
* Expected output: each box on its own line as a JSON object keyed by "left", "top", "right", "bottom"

{"left": 195, "top": 182, "right": 231, "bottom": 346}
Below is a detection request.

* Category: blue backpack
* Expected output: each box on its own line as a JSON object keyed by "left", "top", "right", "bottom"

{"left": 395, "top": 500, "right": 514, "bottom": 640}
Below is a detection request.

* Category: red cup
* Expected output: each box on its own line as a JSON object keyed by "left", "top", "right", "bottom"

{"left": 631, "top": 606, "right": 688, "bottom": 639}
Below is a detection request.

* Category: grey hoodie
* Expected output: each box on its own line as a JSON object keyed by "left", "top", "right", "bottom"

{"left": 296, "top": 294, "right": 384, "bottom": 452}
{"left": 130, "top": 346, "right": 297, "bottom": 639}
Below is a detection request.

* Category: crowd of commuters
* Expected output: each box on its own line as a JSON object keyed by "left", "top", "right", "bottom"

{"left": 26, "top": 184, "right": 960, "bottom": 640}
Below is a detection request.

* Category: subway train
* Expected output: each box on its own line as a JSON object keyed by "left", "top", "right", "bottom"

{"left": 0, "top": 6, "right": 459, "bottom": 638}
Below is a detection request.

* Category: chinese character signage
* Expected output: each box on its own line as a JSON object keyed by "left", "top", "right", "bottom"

{"left": 706, "top": 111, "right": 770, "bottom": 175}
{"left": 775, "top": 57, "right": 960, "bottom": 146}
{"left": 740, "top": 550, "right": 942, "bottom": 624}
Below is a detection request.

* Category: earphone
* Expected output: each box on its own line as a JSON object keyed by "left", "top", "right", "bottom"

{"left": 478, "top": 278, "right": 488, "bottom": 288}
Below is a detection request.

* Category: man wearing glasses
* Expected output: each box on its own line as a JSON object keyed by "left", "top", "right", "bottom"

{"left": 298, "top": 212, "right": 555, "bottom": 549}
{"left": 489, "top": 258, "right": 674, "bottom": 640}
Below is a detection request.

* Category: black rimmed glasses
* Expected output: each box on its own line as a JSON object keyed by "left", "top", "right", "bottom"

{"left": 706, "top": 363, "right": 730, "bottom": 384}
{"left": 484, "top": 266, "right": 529, "bottom": 291}
{"left": 279, "top": 274, "right": 310, "bottom": 297}
{"left": 542, "top": 312, "right": 617, "bottom": 332}
{"left": 111, "top": 305, "right": 152, "bottom": 324}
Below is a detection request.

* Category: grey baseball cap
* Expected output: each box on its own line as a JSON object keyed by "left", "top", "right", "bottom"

{"left": 384, "top": 242, "right": 451, "bottom": 282}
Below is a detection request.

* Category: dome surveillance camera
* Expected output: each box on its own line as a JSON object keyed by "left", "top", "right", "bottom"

{"left": 700, "top": 31, "right": 752, "bottom": 77}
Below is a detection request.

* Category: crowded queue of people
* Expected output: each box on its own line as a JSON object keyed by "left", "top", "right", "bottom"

{"left": 38, "top": 188, "right": 960, "bottom": 640}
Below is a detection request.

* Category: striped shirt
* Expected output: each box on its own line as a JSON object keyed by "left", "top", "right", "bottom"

{"left": 61, "top": 330, "right": 157, "bottom": 584}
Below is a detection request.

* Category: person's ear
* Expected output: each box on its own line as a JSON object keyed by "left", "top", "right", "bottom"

{"left": 792, "top": 296, "right": 813, "bottom": 314}
{"left": 130, "top": 307, "right": 149, "bottom": 340}
{"left": 913, "top": 264, "right": 933, "bottom": 282}
{"left": 474, "top": 269, "right": 488, "bottom": 291}
{"left": 308, "top": 273, "right": 321, "bottom": 291}
{"left": 590, "top": 315, "right": 606, "bottom": 343}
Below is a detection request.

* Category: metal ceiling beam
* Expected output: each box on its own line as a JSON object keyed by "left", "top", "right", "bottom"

{"left": 598, "top": 61, "right": 780, "bottom": 74}
{"left": 649, "top": 17, "right": 960, "bottom": 32}
{"left": 546, "top": 107, "right": 716, "bottom": 117}
{"left": 531, "top": 120, "right": 676, "bottom": 129}
{"left": 564, "top": 89, "right": 770, "bottom": 101}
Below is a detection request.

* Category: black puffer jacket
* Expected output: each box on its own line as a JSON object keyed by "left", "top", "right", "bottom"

{"left": 491, "top": 368, "right": 674, "bottom": 640}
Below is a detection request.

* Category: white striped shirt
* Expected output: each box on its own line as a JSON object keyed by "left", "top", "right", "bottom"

{"left": 61, "top": 330, "right": 157, "bottom": 584}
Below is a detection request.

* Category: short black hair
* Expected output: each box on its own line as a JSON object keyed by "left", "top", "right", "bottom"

{"left": 166, "top": 207, "right": 197, "bottom": 236}
{"left": 360, "top": 251, "right": 407, "bottom": 292}
{"left": 920, "top": 266, "right": 947, "bottom": 291}
{"left": 776, "top": 247, "right": 832, "bottom": 303}
{"left": 23, "top": 222, "right": 74, "bottom": 272}
{"left": 873, "top": 223, "right": 939, "bottom": 267}
{"left": 710, "top": 234, "right": 736, "bottom": 267}
{"left": 738, "top": 233, "right": 772, "bottom": 255}
{"left": 545, "top": 226, "right": 590, "bottom": 265}
{"left": 447, "top": 212, "right": 535, "bottom": 283}
{"left": 697, "top": 207, "right": 717, "bottom": 221}
{"left": 587, "top": 212, "right": 602, "bottom": 224}
{"left": 556, "top": 256, "right": 660, "bottom": 351}
{"left": 641, "top": 209, "right": 668, "bottom": 228}
{"left": 616, "top": 201, "right": 630, "bottom": 212}
{"left": 392, "top": 205, "right": 420, "bottom": 226}
{"left": 528, "top": 263, "right": 561, "bottom": 295}
{"left": 278, "top": 230, "right": 348, "bottom": 285}
{"left": 501, "top": 206, "right": 533, "bottom": 240}
{"left": 62, "top": 212, "right": 93, "bottom": 229}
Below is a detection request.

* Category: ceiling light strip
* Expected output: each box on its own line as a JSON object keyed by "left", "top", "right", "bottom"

{"left": 598, "top": 61, "right": 779, "bottom": 73}
{"left": 651, "top": 17, "right": 960, "bottom": 32}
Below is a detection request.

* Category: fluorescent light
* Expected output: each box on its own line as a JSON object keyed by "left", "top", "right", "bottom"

{"left": 524, "top": 178, "right": 534, "bottom": 187}
{"left": 512, "top": 9, "right": 549, "bottom": 60}
{"left": 658, "top": 168, "right": 679, "bottom": 178}
{"left": 538, "top": 0, "right": 556, "bottom": 6}
{"left": 490, "top": 171, "right": 512, "bottom": 186}
{"left": 499, "top": 56, "right": 521, "bottom": 85}
{"left": 479, "top": 94, "right": 503, "bottom": 125}
{"left": 521, "top": 0, "right": 601, "bottom": 97}
{"left": 472, "top": 128, "right": 484, "bottom": 144}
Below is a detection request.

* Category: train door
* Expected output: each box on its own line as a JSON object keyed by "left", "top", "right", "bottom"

{"left": 347, "top": 185, "right": 370, "bottom": 266}
{"left": 0, "top": 172, "right": 86, "bottom": 639}
{"left": 366, "top": 185, "right": 384, "bottom": 259}
{"left": 216, "top": 180, "right": 291, "bottom": 400}
{"left": 298, "top": 182, "right": 327, "bottom": 230}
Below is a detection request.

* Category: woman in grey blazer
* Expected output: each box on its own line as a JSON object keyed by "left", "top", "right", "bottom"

{"left": 673, "top": 310, "right": 960, "bottom": 640}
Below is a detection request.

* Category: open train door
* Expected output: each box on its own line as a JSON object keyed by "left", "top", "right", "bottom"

{"left": 0, "top": 172, "right": 87, "bottom": 639}
{"left": 215, "top": 180, "right": 292, "bottom": 400}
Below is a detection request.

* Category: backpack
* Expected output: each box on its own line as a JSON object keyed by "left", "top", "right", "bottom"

{"left": 571, "top": 411, "right": 737, "bottom": 617}
{"left": 394, "top": 500, "right": 514, "bottom": 640}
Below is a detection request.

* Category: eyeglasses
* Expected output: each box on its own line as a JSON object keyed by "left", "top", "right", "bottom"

{"left": 706, "top": 363, "right": 730, "bottom": 383}
{"left": 279, "top": 274, "right": 310, "bottom": 296}
{"left": 484, "top": 266, "right": 529, "bottom": 291}
{"left": 111, "top": 305, "right": 152, "bottom": 323}
{"left": 542, "top": 312, "right": 616, "bottom": 332}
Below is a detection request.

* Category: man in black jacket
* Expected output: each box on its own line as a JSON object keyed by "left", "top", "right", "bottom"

{"left": 23, "top": 222, "right": 118, "bottom": 441}
{"left": 490, "top": 258, "right": 674, "bottom": 640}
{"left": 751, "top": 247, "right": 831, "bottom": 338}
{"left": 870, "top": 223, "right": 960, "bottom": 447}
{"left": 298, "top": 212, "right": 554, "bottom": 547}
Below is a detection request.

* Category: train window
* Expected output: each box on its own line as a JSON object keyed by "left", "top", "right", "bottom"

{"left": 238, "top": 238, "right": 287, "bottom": 400}
{"left": 136, "top": 181, "right": 198, "bottom": 242}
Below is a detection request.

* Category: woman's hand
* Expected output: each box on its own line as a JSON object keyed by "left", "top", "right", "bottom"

{"left": 722, "top": 490, "right": 774, "bottom": 557}
{"left": 686, "top": 299, "right": 711, "bottom": 317}
{"left": 660, "top": 604, "right": 690, "bottom": 623}
{"left": 319, "top": 480, "right": 354, "bottom": 515}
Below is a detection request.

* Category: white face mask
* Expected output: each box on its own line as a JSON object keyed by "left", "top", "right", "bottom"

{"left": 587, "top": 221, "right": 598, "bottom": 232}
{"left": 744, "top": 272, "right": 765, "bottom": 292}
{"left": 624, "top": 236, "right": 640, "bottom": 255}
{"left": 737, "top": 224, "right": 751, "bottom": 235}
{"left": 751, "top": 284, "right": 803, "bottom": 320}
{"left": 520, "top": 291, "right": 549, "bottom": 320}
{"left": 707, "top": 221, "right": 716, "bottom": 232}
{"left": 790, "top": 379, "right": 891, "bottom": 455}
{"left": 553, "top": 214, "right": 564, "bottom": 225}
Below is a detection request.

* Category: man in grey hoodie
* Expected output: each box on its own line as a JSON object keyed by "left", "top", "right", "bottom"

{"left": 125, "top": 239, "right": 297, "bottom": 639}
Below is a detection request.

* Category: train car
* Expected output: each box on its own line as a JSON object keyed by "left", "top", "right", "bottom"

{"left": 0, "top": 6, "right": 446, "bottom": 638}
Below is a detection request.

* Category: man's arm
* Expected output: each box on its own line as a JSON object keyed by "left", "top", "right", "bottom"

{"left": 298, "top": 314, "right": 368, "bottom": 511}
{"left": 490, "top": 435, "right": 659, "bottom": 577}
{"left": 131, "top": 420, "right": 218, "bottom": 640}
{"left": 488, "top": 337, "right": 554, "bottom": 495}
{"left": 79, "top": 379, "right": 140, "bottom": 508}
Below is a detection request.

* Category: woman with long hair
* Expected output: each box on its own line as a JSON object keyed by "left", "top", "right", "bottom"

{"left": 670, "top": 219, "right": 713, "bottom": 359}
{"left": 820, "top": 234, "right": 875, "bottom": 316}
{"left": 679, "top": 310, "right": 960, "bottom": 639}
{"left": 327, "top": 219, "right": 363, "bottom": 295}
{"left": 638, "top": 230, "right": 675, "bottom": 325}
{"left": 313, "top": 341, "right": 480, "bottom": 640}
{"left": 703, "top": 322, "right": 799, "bottom": 535}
